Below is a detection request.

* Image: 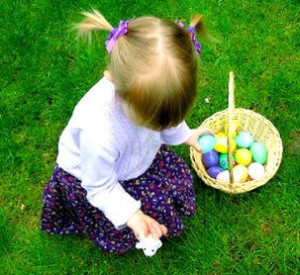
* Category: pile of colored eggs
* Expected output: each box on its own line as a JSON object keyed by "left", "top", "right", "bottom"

{"left": 198, "top": 122, "right": 268, "bottom": 183}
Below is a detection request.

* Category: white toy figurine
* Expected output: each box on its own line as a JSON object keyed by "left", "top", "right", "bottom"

{"left": 135, "top": 234, "right": 162, "bottom": 257}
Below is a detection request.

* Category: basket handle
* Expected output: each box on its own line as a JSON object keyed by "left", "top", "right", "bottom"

{"left": 227, "top": 72, "right": 235, "bottom": 184}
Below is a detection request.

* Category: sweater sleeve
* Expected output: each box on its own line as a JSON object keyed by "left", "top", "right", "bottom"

{"left": 161, "top": 120, "right": 192, "bottom": 145}
{"left": 79, "top": 130, "right": 141, "bottom": 230}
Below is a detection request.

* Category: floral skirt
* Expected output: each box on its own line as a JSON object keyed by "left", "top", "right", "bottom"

{"left": 40, "top": 145, "right": 195, "bottom": 254}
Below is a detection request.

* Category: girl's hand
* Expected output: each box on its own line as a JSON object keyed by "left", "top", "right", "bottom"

{"left": 127, "top": 210, "right": 168, "bottom": 240}
{"left": 185, "top": 127, "right": 214, "bottom": 153}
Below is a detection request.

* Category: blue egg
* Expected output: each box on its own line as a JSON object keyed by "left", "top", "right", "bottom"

{"left": 198, "top": 134, "right": 216, "bottom": 154}
{"left": 236, "top": 131, "right": 254, "bottom": 148}
{"left": 207, "top": 166, "right": 224, "bottom": 179}
{"left": 202, "top": 150, "right": 219, "bottom": 168}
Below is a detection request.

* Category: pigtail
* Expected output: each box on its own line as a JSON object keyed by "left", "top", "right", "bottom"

{"left": 75, "top": 10, "right": 113, "bottom": 40}
{"left": 190, "top": 14, "right": 206, "bottom": 36}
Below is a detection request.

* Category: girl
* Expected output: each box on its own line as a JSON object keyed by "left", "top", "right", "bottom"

{"left": 41, "top": 10, "right": 210, "bottom": 254}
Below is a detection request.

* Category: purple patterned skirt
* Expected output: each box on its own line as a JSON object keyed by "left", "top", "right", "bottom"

{"left": 41, "top": 145, "right": 195, "bottom": 254}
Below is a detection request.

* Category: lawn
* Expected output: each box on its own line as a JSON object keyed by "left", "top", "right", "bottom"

{"left": 1, "top": 0, "right": 299, "bottom": 274}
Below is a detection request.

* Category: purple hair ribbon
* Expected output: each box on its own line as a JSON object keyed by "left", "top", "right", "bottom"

{"left": 178, "top": 22, "right": 202, "bottom": 54}
{"left": 105, "top": 20, "right": 131, "bottom": 53}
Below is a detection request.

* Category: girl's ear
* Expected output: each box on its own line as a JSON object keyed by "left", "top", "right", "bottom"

{"left": 103, "top": 70, "right": 113, "bottom": 82}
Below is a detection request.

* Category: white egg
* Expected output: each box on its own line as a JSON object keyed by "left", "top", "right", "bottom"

{"left": 248, "top": 162, "right": 265, "bottom": 180}
{"left": 216, "top": 170, "right": 230, "bottom": 183}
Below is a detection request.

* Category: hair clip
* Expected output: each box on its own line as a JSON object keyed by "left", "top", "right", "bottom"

{"left": 177, "top": 22, "right": 202, "bottom": 54}
{"left": 105, "top": 20, "right": 131, "bottom": 52}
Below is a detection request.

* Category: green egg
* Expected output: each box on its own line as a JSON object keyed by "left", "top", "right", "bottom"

{"left": 250, "top": 142, "right": 267, "bottom": 164}
{"left": 219, "top": 153, "right": 235, "bottom": 169}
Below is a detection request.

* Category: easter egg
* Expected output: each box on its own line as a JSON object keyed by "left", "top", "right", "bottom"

{"left": 216, "top": 165, "right": 248, "bottom": 183}
{"left": 202, "top": 150, "right": 219, "bottom": 168}
{"left": 214, "top": 133, "right": 227, "bottom": 153}
{"left": 219, "top": 153, "right": 235, "bottom": 169}
{"left": 216, "top": 170, "right": 230, "bottom": 183}
{"left": 233, "top": 164, "right": 248, "bottom": 183}
{"left": 225, "top": 120, "right": 242, "bottom": 138}
{"left": 207, "top": 166, "right": 224, "bottom": 179}
{"left": 248, "top": 162, "right": 265, "bottom": 180}
{"left": 250, "top": 142, "right": 267, "bottom": 164}
{"left": 198, "top": 134, "right": 216, "bottom": 154}
{"left": 235, "top": 131, "right": 254, "bottom": 148}
{"left": 235, "top": 149, "right": 252, "bottom": 166}
{"left": 214, "top": 133, "right": 237, "bottom": 153}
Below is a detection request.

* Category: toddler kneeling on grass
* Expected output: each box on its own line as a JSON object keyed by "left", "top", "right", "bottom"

{"left": 40, "top": 10, "right": 211, "bottom": 254}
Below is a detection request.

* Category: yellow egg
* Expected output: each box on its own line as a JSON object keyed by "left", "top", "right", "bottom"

{"left": 214, "top": 132, "right": 237, "bottom": 153}
{"left": 214, "top": 138, "right": 227, "bottom": 153}
{"left": 216, "top": 132, "right": 226, "bottom": 138}
{"left": 233, "top": 164, "right": 248, "bottom": 183}
{"left": 235, "top": 149, "right": 252, "bottom": 166}
{"left": 225, "top": 120, "right": 242, "bottom": 138}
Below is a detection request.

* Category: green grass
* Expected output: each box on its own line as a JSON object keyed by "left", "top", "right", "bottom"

{"left": 1, "top": 0, "right": 299, "bottom": 273}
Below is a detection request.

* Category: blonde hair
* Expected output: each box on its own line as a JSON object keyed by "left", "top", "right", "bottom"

{"left": 76, "top": 10, "right": 205, "bottom": 130}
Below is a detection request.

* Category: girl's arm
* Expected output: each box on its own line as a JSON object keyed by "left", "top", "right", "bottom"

{"left": 80, "top": 130, "right": 141, "bottom": 230}
{"left": 161, "top": 121, "right": 213, "bottom": 151}
{"left": 127, "top": 210, "right": 168, "bottom": 240}
{"left": 160, "top": 120, "right": 192, "bottom": 145}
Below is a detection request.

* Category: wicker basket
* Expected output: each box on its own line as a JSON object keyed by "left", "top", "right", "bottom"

{"left": 190, "top": 72, "right": 283, "bottom": 194}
